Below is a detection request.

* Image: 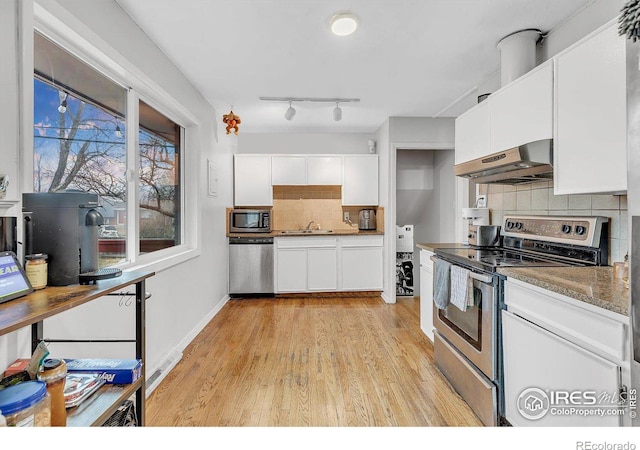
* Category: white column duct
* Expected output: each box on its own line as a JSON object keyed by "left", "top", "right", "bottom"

{"left": 497, "top": 29, "right": 541, "bottom": 87}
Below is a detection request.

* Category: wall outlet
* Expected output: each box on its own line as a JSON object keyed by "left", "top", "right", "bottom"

{"left": 343, "top": 211, "right": 350, "bottom": 222}
{"left": 476, "top": 195, "right": 487, "bottom": 208}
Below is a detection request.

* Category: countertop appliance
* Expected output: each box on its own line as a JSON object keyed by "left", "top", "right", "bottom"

{"left": 432, "top": 215, "right": 609, "bottom": 426}
{"left": 229, "top": 236, "right": 274, "bottom": 297}
{"left": 453, "top": 139, "right": 553, "bottom": 185}
{"left": 358, "top": 209, "right": 376, "bottom": 230}
{"left": 229, "top": 209, "right": 271, "bottom": 233}
{"left": 468, "top": 224, "right": 501, "bottom": 247}
{"left": 22, "top": 191, "right": 118, "bottom": 286}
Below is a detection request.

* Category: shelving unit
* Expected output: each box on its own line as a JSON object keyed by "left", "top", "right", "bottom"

{"left": 0, "top": 270, "right": 154, "bottom": 427}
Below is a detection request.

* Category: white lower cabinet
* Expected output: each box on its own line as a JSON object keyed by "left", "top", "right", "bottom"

{"left": 502, "top": 279, "right": 628, "bottom": 427}
{"left": 308, "top": 248, "right": 338, "bottom": 291}
{"left": 340, "top": 236, "right": 383, "bottom": 291}
{"left": 276, "top": 248, "right": 308, "bottom": 293}
{"left": 419, "top": 249, "right": 434, "bottom": 342}
{"left": 276, "top": 237, "right": 337, "bottom": 293}
{"left": 275, "top": 235, "right": 382, "bottom": 293}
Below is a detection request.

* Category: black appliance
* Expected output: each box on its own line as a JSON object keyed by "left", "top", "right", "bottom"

{"left": 432, "top": 214, "right": 609, "bottom": 426}
{"left": 22, "top": 191, "right": 120, "bottom": 286}
{"left": 0, "top": 217, "right": 17, "bottom": 254}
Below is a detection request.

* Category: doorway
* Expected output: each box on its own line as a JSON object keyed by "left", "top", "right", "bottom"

{"left": 395, "top": 148, "right": 456, "bottom": 296}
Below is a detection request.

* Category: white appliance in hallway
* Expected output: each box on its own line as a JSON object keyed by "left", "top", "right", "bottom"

{"left": 396, "top": 225, "right": 414, "bottom": 296}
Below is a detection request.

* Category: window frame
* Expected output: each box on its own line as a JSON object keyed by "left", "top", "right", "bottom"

{"left": 30, "top": 4, "right": 201, "bottom": 273}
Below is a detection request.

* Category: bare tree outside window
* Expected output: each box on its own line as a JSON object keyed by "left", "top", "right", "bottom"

{"left": 34, "top": 78, "right": 182, "bottom": 264}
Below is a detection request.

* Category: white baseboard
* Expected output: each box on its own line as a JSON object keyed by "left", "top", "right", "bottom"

{"left": 145, "top": 294, "right": 230, "bottom": 396}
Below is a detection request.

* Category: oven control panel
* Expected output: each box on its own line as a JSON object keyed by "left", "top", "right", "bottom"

{"left": 502, "top": 215, "right": 607, "bottom": 247}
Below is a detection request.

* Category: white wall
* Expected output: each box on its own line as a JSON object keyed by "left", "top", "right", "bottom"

{"left": 237, "top": 133, "right": 373, "bottom": 154}
{"left": 0, "top": 0, "right": 234, "bottom": 389}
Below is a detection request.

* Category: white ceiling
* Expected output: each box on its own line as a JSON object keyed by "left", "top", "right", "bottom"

{"left": 115, "top": 0, "right": 593, "bottom": 134}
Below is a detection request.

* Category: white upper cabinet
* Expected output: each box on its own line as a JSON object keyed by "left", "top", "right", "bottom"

{"left": 490, "top": 60, "right": 553, "bottom": 152}
{"left": 307, "top": 156, "right": 343, "bottom": 185}
{"left": 554, "top": 21, "right": 627, "bottom": 195}
{"left": 271, "top": 155, "right": 343, "bottom": 185}
{"left": 271, "top": 156, "right": 307, "bottom": 185}
{"left": 342, "top": 155, "right": 378, "bottom": 206}
{"left": 233, "top": 154, "right": 273, "bottom": 206}
{"left": 454, "top": 100, "right": 490, "bottom": 165}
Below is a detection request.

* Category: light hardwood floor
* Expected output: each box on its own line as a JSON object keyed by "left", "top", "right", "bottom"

{"left": 146, "top": 295, "right": 482, "bottom": 426}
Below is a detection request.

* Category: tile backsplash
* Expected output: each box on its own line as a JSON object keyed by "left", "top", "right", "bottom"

{"left": 480, "top": 181, "right": 628, "bottom": 264}
{"left": 272, "top": 186, "right": 377, "bottom": 232}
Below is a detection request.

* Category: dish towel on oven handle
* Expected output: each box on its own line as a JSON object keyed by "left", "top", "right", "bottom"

{"left": 433, "top": 259, "right": 451, "bottom": 310}
{"left": 450, "top": 265, "right": 473, "bottom": 312}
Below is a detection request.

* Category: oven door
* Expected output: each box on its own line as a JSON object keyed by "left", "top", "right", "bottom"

{"left": 433, "top": 263, "right": 497, "bottom": 381}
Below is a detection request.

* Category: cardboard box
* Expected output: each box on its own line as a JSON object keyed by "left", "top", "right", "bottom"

{"left": 3, "top": 358, "right": 30, "bottom": 377}
{"left": 64, "top": 359, "right": 143, "bottom": 384}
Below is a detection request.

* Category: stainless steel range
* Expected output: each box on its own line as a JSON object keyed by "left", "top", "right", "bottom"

{"left": 432, "top": 215, "right": 609, "bottom": 426}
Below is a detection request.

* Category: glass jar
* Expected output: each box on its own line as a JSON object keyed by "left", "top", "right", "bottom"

{"left": 0, "top": 380, "right": 51, "bottom": 426}
{"left": 38, "top": 358, "right": 67, "bottom": 426}
{"left": 25, "top": 253, "right": 48, "bottom": 290}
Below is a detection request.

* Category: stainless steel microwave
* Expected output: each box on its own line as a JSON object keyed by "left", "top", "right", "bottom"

{"left": 229, "top": 209, "right": 271, "bottom": 233}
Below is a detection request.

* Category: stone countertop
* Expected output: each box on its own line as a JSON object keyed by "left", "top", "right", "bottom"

{"left": 416, "top": 243, "right": 469, "bottom": 252}
{"left": 228, "top": 230, "right": 384, "bottom": 238}
{"left": 497, "top": 266, "right": 629, "bottom": 317}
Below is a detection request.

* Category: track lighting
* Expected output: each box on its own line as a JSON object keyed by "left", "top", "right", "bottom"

{"left": 284, "top": 101, "right": 296, "bottom": 121}
{"left": 58, "top": 91, "right": 67, "bottom": 114}
{"left": 260, "top": 96, "right": 359, "bottom": 122}
{"left": 333, "top": 102, "right": 342, "bottom": 121}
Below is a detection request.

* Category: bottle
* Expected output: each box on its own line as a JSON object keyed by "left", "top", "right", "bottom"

{"left": 38, "top": 358, "right": 67, "bottom": 426}
{"left": 0, "top": 380, "right": 51, "bottom": 426}
{"left": 25, "top": 253, "right": 48, "bottom": 290}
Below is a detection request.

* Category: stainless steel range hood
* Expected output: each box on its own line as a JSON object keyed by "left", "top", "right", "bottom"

{"left": 454, "top": 139, "right": 553, "bottom": 185}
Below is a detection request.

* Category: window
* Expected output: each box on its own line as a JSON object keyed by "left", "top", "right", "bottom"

{"left": 138, "top": 101, "right": 182, "bottom": 254}
{"left": 33, "top": 32, "right": 185, "bottom": 267}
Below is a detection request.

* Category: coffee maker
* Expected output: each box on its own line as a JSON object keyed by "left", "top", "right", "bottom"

{"left": 23, "top": 191, "right": 106, "bottom": 286}
{"left": 0, "top": 217, "right": 17, "bottom": 254}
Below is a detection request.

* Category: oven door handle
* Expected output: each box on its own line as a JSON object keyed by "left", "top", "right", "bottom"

{"left": 431, "top": 256, "right": 494, "bottom": 284}
{"left": 469, "top": 272, "right": 494, "bottom": 284}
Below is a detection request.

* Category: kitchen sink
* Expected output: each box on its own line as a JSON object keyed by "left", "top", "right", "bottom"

{"left": 279, "top": 230, "right": 334, "bottom": 235}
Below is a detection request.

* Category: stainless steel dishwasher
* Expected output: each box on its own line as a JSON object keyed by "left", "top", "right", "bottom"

{"left": 228, "top": 236, "right": 274, "bottom": 297}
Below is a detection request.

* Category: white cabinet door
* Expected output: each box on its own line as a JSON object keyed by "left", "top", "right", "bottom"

{"left": 308, "top": 248, "right": 338, "bottom": 291}
{"left": 276, "top": 248, "right": 307, "bottom": 293}
{"left": 490, "top": 61, "right": 553, "bottom": 152}
{"left": 234, "top": 155, "right": 273, "bottom": 206}
{"left": 419, "top": 249, "right": 434, "bottom": 342}
{"left": 271, "top": 156, "right": 307, "bottom": 185}
{"left": 502, "top": 310, "right": 621, "bottom": 427}
{"left": 454, "top": 101, "right": 490, "bottom": 165}
{"left": 554, "top": 22, "right": 627, "bottom": 195}
{"left": 342, "top": 155, "right": 378, "bottom": 206}
{"left": 341, "top": 247, "right": 383, "bottom": 290}
{"left": 307, "top": 156, "right": 343, "bottom": 185}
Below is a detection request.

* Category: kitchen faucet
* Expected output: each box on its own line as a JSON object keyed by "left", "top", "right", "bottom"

{"left": 306, "top": 220, "right": 315, "bottom": 230}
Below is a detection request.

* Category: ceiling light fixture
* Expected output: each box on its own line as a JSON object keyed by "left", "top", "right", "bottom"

{"left": 333, "top": 102, "right": 342, "bottom": 121}
{"left": 260, "top": 97, "right": 359, "bottom": 122}
{"left": 58, "top": 91, "right": 68, "bottom": 114}
{"left": 284, "top": 101, "right": 296, "bottom": 121}
{"left": 330, "top": 12, "right": 359, "bottom": 36}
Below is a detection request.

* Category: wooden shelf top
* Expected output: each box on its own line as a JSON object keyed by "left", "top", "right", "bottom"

{"left": 0, "top": 271, "right": 155, "bottom": 336}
